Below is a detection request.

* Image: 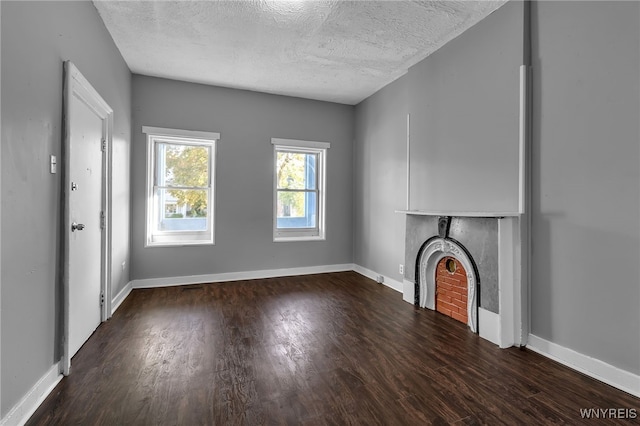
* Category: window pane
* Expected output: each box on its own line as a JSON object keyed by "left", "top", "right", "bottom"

{"left": 276, "top": 191, "right": 316, "bottom": 228}
{"left": 276, "top": 152, "right": 317, "bottom": 190}
{"left": 158, "top": 143, "right": 209, "bottom": 188}
{"left": 156, "top": 188, "right": 208, "bottom": 231}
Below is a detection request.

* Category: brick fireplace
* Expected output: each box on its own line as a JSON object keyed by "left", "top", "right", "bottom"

{"left": 414, "top": 216, "right": 481, "bottom": 333}
{"left": 402, "top": 213, "right": 524, "bottom": 348}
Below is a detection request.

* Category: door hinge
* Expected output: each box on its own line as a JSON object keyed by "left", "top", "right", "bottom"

{"left": 100, "top": 292, "right": 105, "bottom": 307}
{"left": 101, "top": 139, "right": 106, "bottom": 152}
{"left": 100, "top": 211, "right": 106, "bottom": 230}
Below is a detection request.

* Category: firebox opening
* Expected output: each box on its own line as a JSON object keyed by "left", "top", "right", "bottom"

{"left": 417, "top": 237, "right": 478, "bottom": 333}
{"left": 435, "top": 256, "right": 468, "bottom": 325}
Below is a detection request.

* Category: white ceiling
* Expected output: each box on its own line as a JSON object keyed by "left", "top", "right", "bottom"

{"left": 93, "top": 0, "right": 506, "bottom": 105}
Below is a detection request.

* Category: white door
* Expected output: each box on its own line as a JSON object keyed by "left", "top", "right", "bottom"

{"left": 68, "top": 95, "right": 103, "bottom": 357}
{"left": 63, "top": 62, "right": 113, "bottom": 374}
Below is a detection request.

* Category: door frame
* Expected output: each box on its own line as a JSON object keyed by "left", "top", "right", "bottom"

{"left": 62, "top": 61, "right": 113, "bottom": 375}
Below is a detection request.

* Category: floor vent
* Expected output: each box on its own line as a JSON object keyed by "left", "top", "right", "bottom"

{"left": 181, "top": 285, "right": 203, "bottom": 291}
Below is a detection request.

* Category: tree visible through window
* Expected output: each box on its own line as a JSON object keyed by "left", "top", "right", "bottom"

{"left": 276, "top": 151, "right": 317, "bottom": 227}
{"left": 162, "top": 143, "right": 209, "bottom": 222}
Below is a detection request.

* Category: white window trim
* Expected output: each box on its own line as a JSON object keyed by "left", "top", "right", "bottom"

{"left": 271, "top": 138, "right": 330, "bottom": 150}
{"left": 272, "top": 138, "right": 330, "bottom": 242}
{"left": 144, "top": 126, "right": 218, "bottom": 247}
{"left": 143, "top": 126, "right": 220, "bottom": 141}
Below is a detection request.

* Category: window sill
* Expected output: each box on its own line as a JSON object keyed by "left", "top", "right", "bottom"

{"left": 274, "top": 235, "right": 325, "bottom": 243}
{"left": 145, "top": 241, "right": 215, "bottom": 248}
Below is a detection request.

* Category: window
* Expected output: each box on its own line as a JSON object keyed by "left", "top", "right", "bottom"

{"left": 144, "top": 126, "right": 218, "bottom": 246}
{"left": 272, "top": 138, "right": 329, "bottom": 241}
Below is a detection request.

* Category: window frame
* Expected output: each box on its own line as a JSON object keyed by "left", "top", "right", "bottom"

{"left": 144, "top": 126, "right": 218, "bottom": 247}
{"left": 272, "top": 138, "right": 330, "bottom": 242}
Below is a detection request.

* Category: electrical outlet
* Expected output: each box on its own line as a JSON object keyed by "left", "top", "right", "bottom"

{"left": 399, "top": 264, "right": 404, "bottom": 275}
{"left": 50, "top": 155, "right": 57, "bottom": 174}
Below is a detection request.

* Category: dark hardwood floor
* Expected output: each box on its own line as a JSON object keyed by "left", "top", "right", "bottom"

{"left": 28, "top": 272, "right": 639, "bottom": 425}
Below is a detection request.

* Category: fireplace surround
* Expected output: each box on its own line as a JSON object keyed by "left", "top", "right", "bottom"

{"left": 417, "top": 229, "right": 479, "bottom": 333}
{"left": 401, "top": 212, "right": 524, "bottom": 348}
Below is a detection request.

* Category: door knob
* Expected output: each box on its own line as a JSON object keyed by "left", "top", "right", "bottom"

{"left": 71, "top": 222, "right": 86, "bottom": 232}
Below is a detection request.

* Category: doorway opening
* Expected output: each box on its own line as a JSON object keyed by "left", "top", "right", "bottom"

{"left": 62, "top": 61, "right": 113, "bottom": 375}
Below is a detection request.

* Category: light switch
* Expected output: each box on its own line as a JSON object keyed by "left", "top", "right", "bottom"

{"left": 50, "top": 155, "right": 57, "bottom": 174}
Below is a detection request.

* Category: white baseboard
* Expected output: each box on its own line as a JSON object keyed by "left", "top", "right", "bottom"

{"left": 351, "top": 264, "right": 403, "bottom": 293}
{"left": 130, "top": 263, "right": 354, "bottom": 289}
{"left": 402, "top": 279, "right": 414, "bottom": 304}
{"left": 111, "top": 281, "right": 132, "bottom": 316}
{"left": 0, "top": 362, "right": 62, "bottom": 426}
{"left": 527, "top": 334, "right": 640, "bottom": 398}
{"left": 478, "top": 307, "right": 501, "bottom": 347}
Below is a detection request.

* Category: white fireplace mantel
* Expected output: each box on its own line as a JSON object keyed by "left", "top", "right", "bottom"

{"left": 395, "top": 210, "right": 521, "bottom": 218}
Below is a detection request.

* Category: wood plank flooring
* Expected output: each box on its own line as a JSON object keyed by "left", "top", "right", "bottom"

{"left": 27, "top": 272, "right": 639, "bottom": 425}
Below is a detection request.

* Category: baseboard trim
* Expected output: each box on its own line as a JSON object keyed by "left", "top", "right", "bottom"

{"left": 130, "top": 264, "right": 354, "bottom": 289}
{"left": 0, "top": 362, "right": 62, "bottom": 426}
{"left": 351, "top": 264, "right": 403, "bottom": 293}
{"left": 527, "top": 334, "right": 640, "bottom": 398}
{"left": 402, "top": 279, "right": 414, "bottom": 304}
{"left": 478, "top": 307, "right": 501, "bottom": 347}
{"left": 111, "top": 281, "right": 132, "bottom": 316}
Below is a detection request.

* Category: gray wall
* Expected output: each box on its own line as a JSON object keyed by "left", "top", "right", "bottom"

{"left": 407, "top": 1, "right": 523, "bottom": 214}
{"left": 131, "top": 76, "right": 354, "bottom": 280}
{"left": 530, "top": 1, "right": 640, "bottom": 375}
{"left": 1, "top": 1, "right": 131, "bottom": 416}
{"left": 353, "top": 76, "right": 409, "bottom": 284}
{"left": 355, "top": 0, "right": 639, "bottom": 377}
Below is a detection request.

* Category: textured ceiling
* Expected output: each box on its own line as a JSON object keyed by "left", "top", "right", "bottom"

{"left": 93, "top": 1, "right": 506, "bottom": 105}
